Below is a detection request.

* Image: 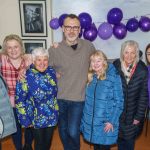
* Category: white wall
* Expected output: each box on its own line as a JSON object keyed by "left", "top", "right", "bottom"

{"left": 0, "top": 0, "right": 52, "bottom": 49}
{"left": 52, "top": 0, "right": 150, "bottom": 59}
{"left": 0, "top": 0, "right": 150, "bottom": 60}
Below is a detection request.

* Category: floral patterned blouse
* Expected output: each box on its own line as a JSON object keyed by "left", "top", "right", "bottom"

{"left": 15, "top": 64, "right": 59, "bottom": 128}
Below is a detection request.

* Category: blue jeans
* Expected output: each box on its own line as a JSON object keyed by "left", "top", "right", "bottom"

{"left": 58, "top": 99, "right": 84, "bottom": 150}
{"left": 117, "top": 137, "right": 135, "bottom": 150}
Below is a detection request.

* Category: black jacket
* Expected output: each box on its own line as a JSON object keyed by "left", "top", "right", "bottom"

{"left": 113, "top": 59, "right": 148, "bottom": 139}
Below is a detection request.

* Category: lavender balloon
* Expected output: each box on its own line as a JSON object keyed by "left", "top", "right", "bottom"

{"left": 83, "top": 24, "right": 97, "bottom": 41}
{"left": 107, "top": 8, "right": 123, "bottom": 25}
{"left": 139, "top": 16, "right": 150, "bottom": 32}
{"left": 49, "top": 18, "right": 59, "bottom": 30}
{"left": 113, "top": 23, "right": 127, "bottom": 39}
{"left": 126, "top": 18, "right": 139, "bottom": 32}
{"left": 78, "top": 12, "right": 92, "bottom": 29}
{"left": 98, "top": 22, "right": 113, "bottom": 40}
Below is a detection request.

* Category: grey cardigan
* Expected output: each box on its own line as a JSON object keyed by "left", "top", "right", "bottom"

{"left": 0, "top": 74, "right": 16, "bottom": 138}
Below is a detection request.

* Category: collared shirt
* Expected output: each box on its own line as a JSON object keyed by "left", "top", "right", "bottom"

{"left": 0, "top": 54, "right": 26, "bottom": 107}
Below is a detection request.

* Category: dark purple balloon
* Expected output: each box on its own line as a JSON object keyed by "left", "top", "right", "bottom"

{"left": 58, "top": 14, "right": 68, "bottom": 27}
{"left": 113, "top": 23, "right": 127, "bottom": 39}
{"left": 139, "top": 16, "right": 150, "bottom": 32}
{"left": 98, "top": 22, "right": 113, "bottom": 40}
{"left": 49, "top": 18, "right": 59, "bottom": 30}
{"left": 107, "top": 8, "right": 123, "bottom": 25}
{"left": 126, "top": 18, "right": 139, "bottom": 32}
{"left": 78, "top": 12, "right": 92, "bottom": 29}
{"left": 83, "top": 24, "right": 97, "bottom": 41}
{"left": 79, "top": 28, "right": 83, "bottom": 38}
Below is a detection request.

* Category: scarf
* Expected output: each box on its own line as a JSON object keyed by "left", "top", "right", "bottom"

{"left": 121, "top": 61, "right": 137, "bottom": 84}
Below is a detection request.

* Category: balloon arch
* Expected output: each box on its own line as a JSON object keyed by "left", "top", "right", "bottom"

{"left": 49, "top": 7, "right": 150, "bottom": 42}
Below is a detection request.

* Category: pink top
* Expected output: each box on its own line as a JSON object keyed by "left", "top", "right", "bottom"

{"left": 0, "top": 54, "right": 26, "bottom": 107}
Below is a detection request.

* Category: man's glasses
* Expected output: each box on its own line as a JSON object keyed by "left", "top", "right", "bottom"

{"left": 64, "top": 26, "right": 80, "bottom": 31}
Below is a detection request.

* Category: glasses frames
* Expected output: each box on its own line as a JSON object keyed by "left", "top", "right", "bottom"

{"left": 146, "top": 52, "right": 150, "bottom": 56}
{"left": 64, "top": 26, "right": 80, "bottom": 31}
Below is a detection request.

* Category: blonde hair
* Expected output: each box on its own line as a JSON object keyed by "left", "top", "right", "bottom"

{"left": 2, "top": 34, "right": 25, "bottom": 54}
{"left": 120, "top": 40, "right": 139, "bottom": 64}
{"left": 87, "top": 50, "right": 108, "bottom": 84}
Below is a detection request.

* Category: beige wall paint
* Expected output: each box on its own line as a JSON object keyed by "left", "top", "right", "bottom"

{"left": 0, "top": 0, "right": 52, "bottom": 49}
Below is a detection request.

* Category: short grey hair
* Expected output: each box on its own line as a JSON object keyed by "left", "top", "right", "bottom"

{"left": 120, "top": 40, "right": 139, "bottom": 63}
{"left": 32, "top": 47, "right": 49, "bottom": 61}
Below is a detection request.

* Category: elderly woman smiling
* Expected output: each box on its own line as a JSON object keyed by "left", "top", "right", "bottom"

{"left": 15, "top": 47, "right": 59, "bottom": 150}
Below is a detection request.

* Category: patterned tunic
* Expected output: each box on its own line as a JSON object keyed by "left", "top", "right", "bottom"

{"left": 15, "top": 64, "right": 59, "bottom": 128}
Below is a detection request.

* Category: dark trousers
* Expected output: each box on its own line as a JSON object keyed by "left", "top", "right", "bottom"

{"left": 94, "top": 144, "right": 110, "bottom": 150}
{"left": 12, "top": 109, "right": 34, "bottom": 150}
{"left": 33, "top": 127, "right": 54, "bottom": 150}
{"left": 58, "top": 99, "right": 84, "bottom": 150}
{"left": 118, "top": 137, "right": 135, "bottom": 150}
{"left": 24, "top": 128, "right": 34, "bottom": 145}
{"left": 12, "top": 108, "right": 22, "bottom": 150}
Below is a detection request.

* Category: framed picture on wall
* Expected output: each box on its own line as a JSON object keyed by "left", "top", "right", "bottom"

{"left": 23, "top": 39, "right": 47, "bottom": 53}
{"left": 19, "top": 0, "right": 47, "bottom": 37}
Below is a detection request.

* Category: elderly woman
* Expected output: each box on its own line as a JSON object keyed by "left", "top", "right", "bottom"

{"left": 15, "top": 47, "right": 59, "bottom": 150}
{"left": 113, "top": 40, "right": 148, "bottom": 150}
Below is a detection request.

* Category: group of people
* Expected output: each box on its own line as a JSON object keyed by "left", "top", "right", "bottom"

{"left": 0, "top": 13, "right": 149, "bottom": 150}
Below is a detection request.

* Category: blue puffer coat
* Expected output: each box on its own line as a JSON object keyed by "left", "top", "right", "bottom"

{"left": 80, "top": 63, "right": 124, "bottom": 145}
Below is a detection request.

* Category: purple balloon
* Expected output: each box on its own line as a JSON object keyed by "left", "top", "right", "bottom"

{"left": 98, "top": 22, "right": 113, "bottom": 40}
{"left": 113, "top": 23, "right": 127, "bottom": 39}
{"left": 78, "top": 12, "right": 92, "bottom": 29}
{"left": 139, "top": 16, "right": 150, "bottom": 32}
{"left": 49, "top": 18, "right": 59, "bottom": 30}
{"left": 58, "top": 14, "right": 68, "bottom": 27}
{"left": 83, "top": 24, "right": 97, "bottom": 41}
{"left": 107, "top": 8, "right": 123, "bottom": 25}
{"left": 126, "top": 18, "right": 139, "bottom": 32}
{"left": 79, "top": 28, "right": 83, "bottom": 38}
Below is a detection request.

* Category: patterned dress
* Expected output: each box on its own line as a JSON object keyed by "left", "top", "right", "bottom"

{"left": 15, "top": 64, "right": 59, "bottom": 128}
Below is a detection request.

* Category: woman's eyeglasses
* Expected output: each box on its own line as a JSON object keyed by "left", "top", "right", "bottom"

{"left": 146, "top": 52, "right": 150, "bottom": 56}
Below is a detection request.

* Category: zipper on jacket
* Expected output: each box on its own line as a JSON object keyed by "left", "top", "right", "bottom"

{"left": 122, "top": 78, "right": 128, "bottom": 123}
{"left": 89, "top": 78, "right": 98, "bottom": 142}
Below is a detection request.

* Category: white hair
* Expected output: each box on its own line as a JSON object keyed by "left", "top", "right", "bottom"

{"left": 32, "top": 47, "right": 49, "bottom": 61}
{"left": 120, "top": 40, "right": 139, "bottom": 64}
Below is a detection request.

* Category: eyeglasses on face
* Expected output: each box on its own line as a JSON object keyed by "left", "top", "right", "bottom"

{"left": 146, "top": 52, "right": 150, "bottom": 56}
{"left": 64, "top": 26, "right": 80, "bottom": 31}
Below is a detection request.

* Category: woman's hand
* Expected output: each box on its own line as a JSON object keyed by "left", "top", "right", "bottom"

{"left": 17, "top": 68, "right": 26, "bottom": 80}
{"left": 23, "top": 54, "right": 33, "bottom": 67}
{"left": 51, "top": 42, "right": 59, "bottom": 48}
{"left": 133, "top": 119, "right": 140, "bottom": 125}
{"left": 18, "top": 54, "right": 32, "bottom": 80}
{"left": 56, "top": 72, "right": 61, "bottom": 79}
{"left": 28, "top": 125, "right": 33, "bottom": 128}
{"left": 104, "top": 122, "right": 113, "bottom": 132}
